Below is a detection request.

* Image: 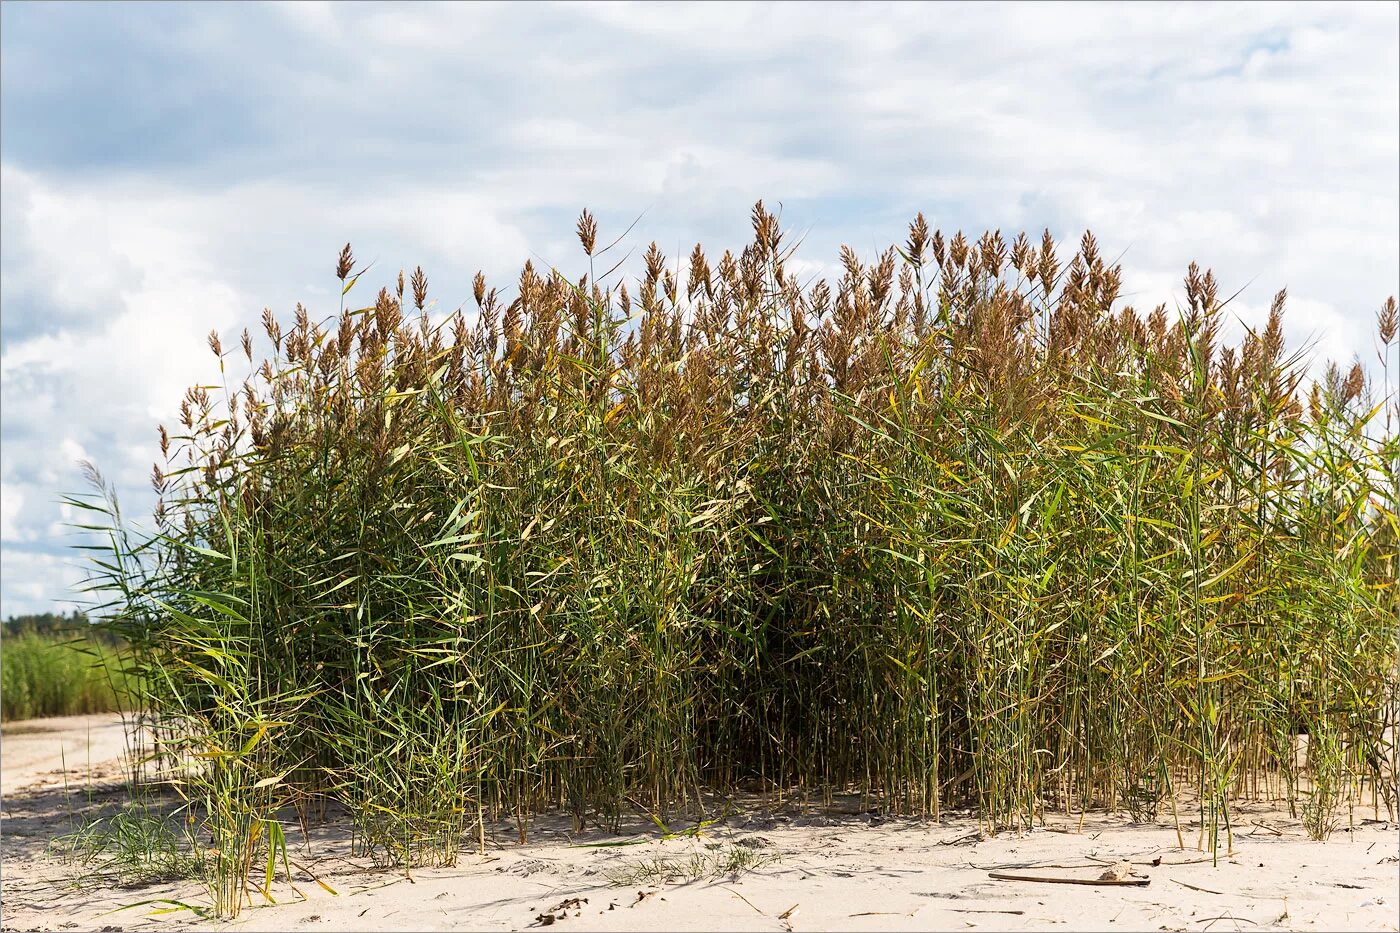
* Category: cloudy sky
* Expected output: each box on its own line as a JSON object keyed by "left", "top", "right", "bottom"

{"left": 1, "top": 1, "right": 1397, "bottom": 618}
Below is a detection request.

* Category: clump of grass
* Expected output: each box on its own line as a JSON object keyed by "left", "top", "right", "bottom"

{"left": 72, "top": 206, "right": 1398, "bottom": 916}
{"left": 1, "top": 631, "right": 129, "bottom": 721}
{"left": 53, "top": 802, "right": 204, "bottom": 887}
{"left": 606, "top": 843, "right": 778, "bottom": 886}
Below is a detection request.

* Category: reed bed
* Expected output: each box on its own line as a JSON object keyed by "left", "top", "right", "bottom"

{"left": 1, "top": 631, "right": 128, "bottom": 721}
{"left": 74, "top": 206, "right": 1398, "bottom": 916}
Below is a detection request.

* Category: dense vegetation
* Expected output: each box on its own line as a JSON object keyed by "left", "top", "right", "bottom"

{"left": 3, "top": 611, "right": 123, "bottom": 644}
{"left": 77, "top": 207, "right": 1398, "bottom": 916}
{"left": 2, "top": 614, "right": 128, "bottom": 720}
{"left": 5, "top": 610, "right": 87, "bottom": 636}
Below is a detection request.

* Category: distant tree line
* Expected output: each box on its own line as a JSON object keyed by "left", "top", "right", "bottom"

{"left": 2, "top": 610, "right": 123, "bottom": 645}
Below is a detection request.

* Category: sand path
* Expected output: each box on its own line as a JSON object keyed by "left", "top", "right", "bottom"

{"left": 0, "top": 712, "right": 131, "bottom": 794}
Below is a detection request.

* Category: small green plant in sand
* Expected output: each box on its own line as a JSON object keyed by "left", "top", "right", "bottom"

{"left": 54, "top": 803, "right": 204, "bottom": 887}
{"left": 607, "top": 843, "right": 779, "bottom": 886}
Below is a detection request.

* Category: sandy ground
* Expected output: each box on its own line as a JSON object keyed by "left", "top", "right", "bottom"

{"left": 0, "top": 713, "right": 132, "bottom": 794}
{"left": 2, "top": 714, "right": 1397, "bottom": 932}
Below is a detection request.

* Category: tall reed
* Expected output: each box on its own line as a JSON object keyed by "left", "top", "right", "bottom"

{"left": 0, "top": 631, "right": 128, "bottom": 721}
{"left": 76, "top": 207, "right": 1398, "bottom": 913}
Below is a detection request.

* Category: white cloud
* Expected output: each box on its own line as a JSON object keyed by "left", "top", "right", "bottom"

{"left": 0, "top": 549, "right": 84, "bottom": 615}
{"left": 0, "top": 483, "right": 24, "bottom": 541}
{"left": 0, "top": 163, "right": 540, "bottom": 615}
{"left": 1, "top": 1, "right": 1396, "bottom": 616}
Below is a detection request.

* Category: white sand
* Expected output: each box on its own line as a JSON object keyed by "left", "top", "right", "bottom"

{"left": 2, "top": 714, "right": 1396, "bottom": 932}
{"left": 0, "top": 712, "right": 131, "bottom": 793}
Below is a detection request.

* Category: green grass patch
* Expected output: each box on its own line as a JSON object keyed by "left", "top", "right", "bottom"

{"left": 606, "top": 843, "right": 778, "bottom": 886}
{"left": 1, "top": 632, "right": 129, "bottom": 721}
{"left": 53, "top": 803, "right": 205, "bottom": 887}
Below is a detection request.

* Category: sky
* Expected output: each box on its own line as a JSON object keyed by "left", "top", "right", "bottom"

{"left": 1, "top": 1, "right": 1397, "bottom": 618}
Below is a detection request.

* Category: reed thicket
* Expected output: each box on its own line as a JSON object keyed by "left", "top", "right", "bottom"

{"left": 76, "top": 206, "right": 1398, "bottom": 915}
{"left": 1, "top": 631, "right": 128, "bottom": 721}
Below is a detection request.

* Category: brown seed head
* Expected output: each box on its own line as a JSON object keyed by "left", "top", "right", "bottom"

{"left": 979, "top": 230, "right": 1007, "bottom": 278}
{"left": 948, "top": 232, "right": 968, "bottom": 269}
{"left": 411, "top": 266, "right": 428, "bottom": 310}
{"left": 1010, "top": 232, "right": 1031, "bottom": 273}
{"left": 687, "top": 244, "right": 710, "bottom": 300}
{"left": 473, "top": 271, "right": 487, "bottom": 308}
{"left": 1344, "top": 361, "right": 1365, "bottom": 402}
{"left": 1378, "top": 296, "right": 1397, "bottom": 345}
{"left": 1147, "top": 303, "right": 1168, "bottom": 342}
{"left": 1038, "top": 230, "right": 1059, "bottom": 291}
{"left": 930, "top": 230, "right": 946, "bottom": 268}
{"left": 337, "top": 311, "right": 354, "bottom": 356}
{"left": 839, "top": 244, "right": 862, "bottom": 285}
{"left": 208, "top": 329, "right": 223, "bottom": 357}
{"left": 1263, "top": 290, "right": 1286, "bottom": 362}
{"left": 907, "top": 213, "right": 930, "bottom": 265}
{"left": 644, "top": 242, "right": 666, "bottom": 285}
{"left": 577, "top": 209, "right": 598, "bottom": 256}
{"left": 1079, "top": 230, "right": 1099, "bottom": 269}
{"left": 809, "top": 279, "right": 831, "bottom": 317}
{"left": 1184, "top": 263, "right": 1219, "bottom": 318}
{"left": 750, "top": 200, "right": 781, "bottom": 256}
{"left": 336, "top": 243, "right": 354, "bottom": 281}
{"left": 261, "top": 308, "right": 282, "bottom": 351}
{"left": 869, "top": 248, "right": 896, "bottom": 308}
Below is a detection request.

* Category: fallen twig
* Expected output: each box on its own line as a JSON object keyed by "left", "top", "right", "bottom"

{"left": 952, "top": 908, "right": 1026, "bottom": 915}
{"left": 1171, "top": 879, "right": 1271, "bottom": 899}
{"left": 726, "top": 887, "right": 764, "bottom": 915}
{"left": 973, "top": 861, "right": 1102, "bottom": 871}
{"left": 938, "top": 831, "right": 984, "bottom": 846}
{"left": 1198, "top": 914, "right": 1258, "bottom": 929}
{"left": 989, "top": 870, "right": 1149, "bottom": 887}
